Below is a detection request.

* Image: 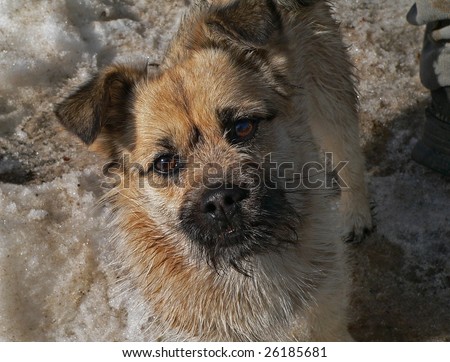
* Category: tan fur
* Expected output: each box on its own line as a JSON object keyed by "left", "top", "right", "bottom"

{"left": 56, "top": 0, "right": 372, "bottom": 341}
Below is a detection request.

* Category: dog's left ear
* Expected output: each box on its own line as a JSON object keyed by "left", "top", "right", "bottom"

{"left": 206, "top": 0, "right": 282, "bottom": 49}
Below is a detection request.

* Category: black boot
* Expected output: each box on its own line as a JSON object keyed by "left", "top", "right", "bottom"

{"left": 412, "top": 88, "right": 450, "bottom": 176}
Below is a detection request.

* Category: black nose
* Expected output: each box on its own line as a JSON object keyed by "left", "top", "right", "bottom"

{"left": 200, "top": 184, "right": 249, "bottom": 222}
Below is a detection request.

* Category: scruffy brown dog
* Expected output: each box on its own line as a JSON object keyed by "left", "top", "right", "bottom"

{"left": 56, "top": 0, "right": 372, "bottom": 341}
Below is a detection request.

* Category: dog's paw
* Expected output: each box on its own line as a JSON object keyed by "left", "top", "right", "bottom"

{"left": 343, "top": 225, "right": 373, "bottom": 244}
{"left": 341, "top": 200, "right": 374, "bottom": 244}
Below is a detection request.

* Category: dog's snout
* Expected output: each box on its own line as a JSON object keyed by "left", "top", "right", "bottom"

{"left": 201, "top": 185, "right": 249, "bottom": 222}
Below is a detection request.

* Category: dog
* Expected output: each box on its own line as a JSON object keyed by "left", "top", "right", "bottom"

{"left": 56, "top": 0, "right": 372, "bottom": 341}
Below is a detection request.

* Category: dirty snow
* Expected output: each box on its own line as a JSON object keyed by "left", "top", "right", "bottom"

{"left": 0, "top": 0, "right": 449, "bottom": 341}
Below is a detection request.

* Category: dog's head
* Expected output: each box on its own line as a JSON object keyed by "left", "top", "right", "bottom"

{"left": 56, "top": 0, "right": 321, "bottom": 275}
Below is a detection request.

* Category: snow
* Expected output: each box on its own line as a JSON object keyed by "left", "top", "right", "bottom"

{"left": 0, "top": 0, "right": 448, "bottom": 341}
{"left": 0, "top": 167, "right": 155, "bottom": 341}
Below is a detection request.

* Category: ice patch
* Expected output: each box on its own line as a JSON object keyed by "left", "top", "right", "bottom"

{"left": 26, "top": 209, "right": 49, "bottom": 221}
{"left": 5, "top": 202, "right": 17, "bottom": 214}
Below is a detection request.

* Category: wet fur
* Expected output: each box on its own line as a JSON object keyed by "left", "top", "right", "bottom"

{"left": 56, "top": 0, "right": 372, "bottom": 341}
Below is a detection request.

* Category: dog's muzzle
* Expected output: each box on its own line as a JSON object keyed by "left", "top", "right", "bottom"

{"left": 178, "top": 180, "right": 298, "bottom": 274}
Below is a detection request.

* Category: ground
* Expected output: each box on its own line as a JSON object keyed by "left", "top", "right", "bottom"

{"left": 0, "top": 0, "right": 448, "bottom": 341}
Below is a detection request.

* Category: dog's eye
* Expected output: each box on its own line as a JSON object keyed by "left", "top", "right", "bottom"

{"left": 153, "top": 154, "right": 181, "bottom": 174}
{"left": 233, "top": 118, "right": 259, "bottom": 143}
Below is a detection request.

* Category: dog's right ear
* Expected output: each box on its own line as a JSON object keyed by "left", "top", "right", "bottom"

{"left": 204, "top": 0, "right": 322, "bottom": 49}
{"left": 55, "top": 64, "right": 147, "bottom": 158}
{"left": 205, "top": 0, "right": 282, "bottom": 49}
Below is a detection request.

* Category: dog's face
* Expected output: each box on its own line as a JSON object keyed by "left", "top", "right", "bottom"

{"left": 56, "top": 1, "right": 317, "bottom": 275}
{"left": 134, "top": 50, "right": 309, "bottom": 274}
